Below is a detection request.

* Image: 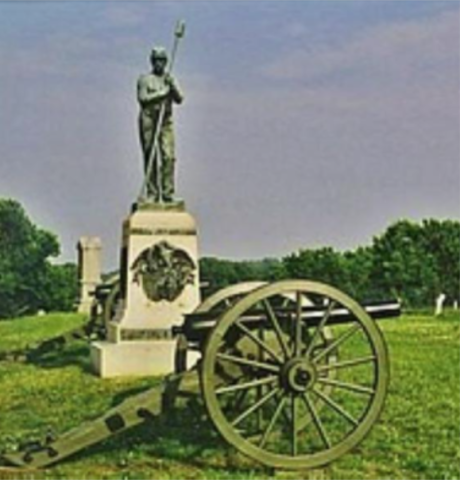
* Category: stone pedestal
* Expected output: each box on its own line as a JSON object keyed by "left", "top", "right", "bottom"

{"left": 91, "top": 201, "right": 200, "bottom": 378}
{"left": 76, "top": 237, "right": 102, "bottom": 314}
{"left": 91, "top": 341, "right": 177, "bottom": 378}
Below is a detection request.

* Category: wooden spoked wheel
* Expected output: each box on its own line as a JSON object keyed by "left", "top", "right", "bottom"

{"left": 201, "top": 280, "right": 389, "bottom": 469}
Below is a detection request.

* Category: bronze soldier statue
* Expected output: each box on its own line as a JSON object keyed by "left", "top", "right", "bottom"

{"left": 137, "top": 46, "right": 184, "bottom": 203}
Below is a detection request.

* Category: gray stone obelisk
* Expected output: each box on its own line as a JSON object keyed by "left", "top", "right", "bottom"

{"left": 77, "top": 237, "right": 102, "bottom": 314}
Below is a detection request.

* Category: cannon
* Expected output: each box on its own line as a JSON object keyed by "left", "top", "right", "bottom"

{"left": 0, "top": 280, "right": 400, "bottom": 470}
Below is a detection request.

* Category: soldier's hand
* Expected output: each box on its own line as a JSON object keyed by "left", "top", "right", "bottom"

{"left": 165, "top": 74, "right": 178, "bottom": 90}
{"left": 164, "top": 75, "right": 183, "bottom": 103}
{"left": 159, "top": 85, "right": 171, "bottom": 98}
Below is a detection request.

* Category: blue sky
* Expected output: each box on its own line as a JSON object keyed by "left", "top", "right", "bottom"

{"left": 0, "top": 1, "right": 458, "bottom": 269}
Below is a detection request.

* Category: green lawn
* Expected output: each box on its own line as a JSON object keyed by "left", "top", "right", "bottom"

{"left": 0, "top": 311, "right": 458, "bottom": 479}
{"left": 0, "top": 313, "right": 88, "bottom": 354}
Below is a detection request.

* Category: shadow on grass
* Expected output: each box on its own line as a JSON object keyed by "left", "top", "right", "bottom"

{"left": 23, "top": 346, "right": 263, "bottom": 473}
{"left": 55, "top": 397, "right": 269, "bottom": 475}
{"left": 28, "top": 341, "right": 93, "bottom": 374}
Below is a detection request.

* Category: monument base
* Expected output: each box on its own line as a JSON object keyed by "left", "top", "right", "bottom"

{"left": 91, "top": 340, "right": 176, "bottom": 378}
{"left": 111, "top": 201, "right": 201, "bottom": 335}
{"left": 91, "top": 200, "right": 201, "bottom": 378}
{"left": 91, "top": 340, "right": 201, "bottom": 378}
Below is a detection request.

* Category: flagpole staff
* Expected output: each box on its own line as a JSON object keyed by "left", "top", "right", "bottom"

{"left": 139, "top": 20, "right": 186, "bottom": 202}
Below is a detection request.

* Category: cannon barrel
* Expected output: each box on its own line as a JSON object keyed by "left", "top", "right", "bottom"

{"left": 179, "top": 300, "right": 400, "bottom": 343}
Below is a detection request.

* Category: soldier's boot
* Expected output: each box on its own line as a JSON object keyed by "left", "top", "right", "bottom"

{"left": 145, "top": 181, "right": 160, "bottom": 203}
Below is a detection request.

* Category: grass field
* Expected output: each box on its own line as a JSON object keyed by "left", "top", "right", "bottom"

{"left": 0, "top": 311, "right": 458, "bottom": 480}
{"left": 0, "top": 313, "right": 88, "bottom": 354}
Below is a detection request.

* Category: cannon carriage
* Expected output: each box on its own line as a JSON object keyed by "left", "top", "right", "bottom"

{"left": 1, "top": 279, "right": 399, "bottom": 471}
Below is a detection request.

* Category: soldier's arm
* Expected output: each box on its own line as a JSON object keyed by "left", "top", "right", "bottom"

{"left": 166, "top": 75, "right": 184, "bottom": 104}
{"left": 137, "top": 75, "right": 169, "bottom": 107}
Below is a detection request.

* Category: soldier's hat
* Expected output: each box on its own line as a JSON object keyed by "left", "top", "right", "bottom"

{"left": 150, "top": 46, "right": 168, "bottom": 62}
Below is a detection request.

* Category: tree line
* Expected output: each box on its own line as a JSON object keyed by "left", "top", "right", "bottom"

{"left": 200, "top": 219, "right": 460, "bottom": 308}
{"left": 0, "top": 197, "right": 458, "bottom": 318}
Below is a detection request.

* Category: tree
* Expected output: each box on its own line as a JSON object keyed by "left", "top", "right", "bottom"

{"left": 199, "top": 257, "right": 285, "bottom": 294}
{"left": 369, "top": 220, "right": 440, "bottom": 306}
{"left": 0, "top": 199, "right": 77, "bottom": 318}
{"left": 342, "top": 247, "right": 374, "bottom": 301}
{"left": 40, "top": 263, "right": 79, "bottom": 312}
{"left": 420, "top": 219, "right": 460, "bottom": 303}
{"left": 283, "top": 247, "right": 351, "bottom": 293}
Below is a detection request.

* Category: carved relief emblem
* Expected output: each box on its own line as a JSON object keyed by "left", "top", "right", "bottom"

{"left": 131, "top": 241, "right": 196, "bottom": 302}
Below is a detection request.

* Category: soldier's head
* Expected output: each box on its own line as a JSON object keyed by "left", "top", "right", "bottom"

{"left": 150, "top": 46, "right": 168, "bottom": 74}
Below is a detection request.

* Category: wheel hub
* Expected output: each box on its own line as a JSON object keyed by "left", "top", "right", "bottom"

{"left": 281, "top": 358, "right": 317, "bottom": 393}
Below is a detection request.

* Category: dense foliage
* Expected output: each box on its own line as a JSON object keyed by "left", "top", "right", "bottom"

{"left": 0, "top": 199, "right": 78, "bottom": 318}
{"left": 368, "top": 219, "right": 460, "bottom": 306}
{"left": 199, "top": 257, "right": 285, "bottom": 293}
{"left": 201, "top": 219, "right": 460, "bottom": 307}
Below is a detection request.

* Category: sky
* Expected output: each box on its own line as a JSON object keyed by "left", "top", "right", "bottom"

{"left": 0, "top": 1, "right": 458, "bottom": 270}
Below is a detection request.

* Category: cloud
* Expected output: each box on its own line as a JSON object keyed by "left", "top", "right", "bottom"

{"left": 260, "top": 9, "right": 458, "bottom": 89}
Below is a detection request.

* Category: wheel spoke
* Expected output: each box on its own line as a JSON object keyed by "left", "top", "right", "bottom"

{"left": 317, "top": 378, "right": 375, "bottom": 396}
{"left": 235, "top": 321, "right": 283, "bottom": 364}
{"left": 216, "top": 375, "right": 278, "bottom": 395}
{"left": 216, "top": 352, "right": 280, "bottom": 373}
{"left": 259, "top": 394, "right": 287, "bottom": 448}
{"left": 317, "top": 355, "right": 376, "bottom": 373}
{"left": 305, "top": 300, "right": 336, "bottom": 358}
{"left": 301, "top": 392, "right": 331, "bottom": 448}
{"left": 291, "top": 394, "right": 299, "bottom": 456}
{"left": 312, "top": 388, "right": 359, "bottom": 427}
{"left": 234, "top": 388, "right": 249, "bottom": 412}
{"left": 263, "top": 300, "right": 291, "bottom": 359}
{"left": 231, "top": 387, "right": 280, "bottom": 427}
{"left": 313, "top": 323, "right": 360, "bottom": 363}
{"left": 257, "top": 323, "right": 265, "bottom": 430}
{"left": 294, "top": 292, "right": 303, "bottom": 356}
{"left": 281, "top": 297, "right": 291, "bottom": 308}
